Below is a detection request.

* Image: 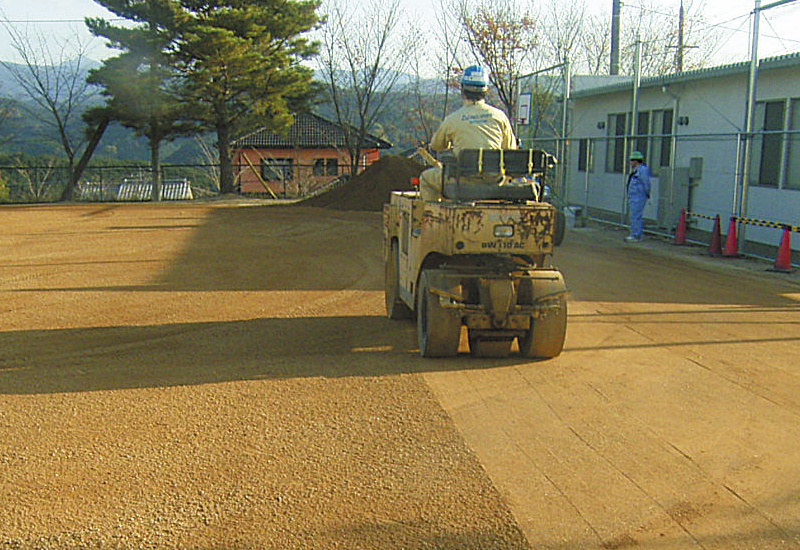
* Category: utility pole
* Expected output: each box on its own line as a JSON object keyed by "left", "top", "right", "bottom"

{"left": 610, "top": 0, "right": 621, "bottom": 75}
{"left": 677, "top": 1, "right": 685, "bottom": 72}
{"left": 560, "top": 57, "right": 571, "bottom": 201}
{"left": 622, "top": 39, "right": 643, "bottom": 224}
{"left": 670, "top": 0, "right": 698, "bottom": 72}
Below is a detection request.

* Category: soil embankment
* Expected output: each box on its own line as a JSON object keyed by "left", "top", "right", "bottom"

{"left": 301, "top": 155, "right": 425, "bottom": 211}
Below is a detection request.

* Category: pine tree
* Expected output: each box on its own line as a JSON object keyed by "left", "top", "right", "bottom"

{"left": 86, "top": 1, "right": 196, "bottom": 200}
{"left": 175, "top": 0, "right": 320, "bottom": 194}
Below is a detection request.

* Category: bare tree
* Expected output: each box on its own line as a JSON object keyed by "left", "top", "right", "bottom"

{"left": 0, "top": 21, "right": 108, "bottom": 200}
{"left": 402, "top": 0, "right": 469, "bottom": 148}
{"left": 432, "top": 0, "right": 468, "bottom": 119}
{"left": 564, "top": 0, "right": 724, "bottom": 77}
{"left": 575, "top": 12, "right": 612, "bottom": 75}
{"left": 457, "top": 0, "right": 539, "bottom": 121}
{"left": 406, "top": 52, "right": 441, "bottom": 146}
{"left": 318, "top": 0, "right": 413, "bottom": 175}
{"left": 542, "top": 0, "right": 586, "bottom": 66}
{"left": 16, "top": 161, "right": 56, "bottom": 201}
{"left": 0, "top": 91, "right": 16, "bottom": 147}
{"left": 621, "top": 0, "right": 724, "bottom": 76}
{"left": 194, "top": 135, "right": 221, "bottom": 193}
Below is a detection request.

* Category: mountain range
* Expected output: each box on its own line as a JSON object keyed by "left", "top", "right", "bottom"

{"left": 0, "top": 58, "right": 446, "bottom": 164}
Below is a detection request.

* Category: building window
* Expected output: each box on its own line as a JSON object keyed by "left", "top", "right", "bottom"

{"left": 647, "top": 109, "right": 673, "bottom": 177}
{"left": 605, "top": 113, "right": 627, "bottom": 173}
{"left": 578, "top": 139, "right": 593, "bottom": 172}
{"left": 634, "top": 111, "right": 649, "bottom": 162}
{"left": 261, "top": 158, "right": 293, "bottom": 181}
{"left": 786, "top": 99, "right": 800, "bottom": 190}
{"left": 659, "top": 109, "right": 674, "bottom": 169}
{"left": 750, "top": 100, "right": 786, "bottom": 188}
{"left": 313, "top": 158, "right": 325, "bottom": 176}
{"left": 326, "top": 158, "right": 338, "bottom": 176}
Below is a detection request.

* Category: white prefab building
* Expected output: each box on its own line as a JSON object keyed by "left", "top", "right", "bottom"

{"left": 561, "top": 52, "right": 800, "bottom": 254}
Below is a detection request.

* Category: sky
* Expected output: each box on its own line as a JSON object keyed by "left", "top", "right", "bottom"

{"left": 1, "top": 0, "right": 799, "bottom": 70}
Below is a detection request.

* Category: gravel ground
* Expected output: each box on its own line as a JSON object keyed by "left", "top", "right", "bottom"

{"left": 0, "top": 202, "right": 529, "bottom": 549}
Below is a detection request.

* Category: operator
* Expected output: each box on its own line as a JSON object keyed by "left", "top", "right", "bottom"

{"left": 418, "top": 65, "right": 517, "bottom": 201}
{"left": 625, "top": 150, "right": 651, "bottom": 242}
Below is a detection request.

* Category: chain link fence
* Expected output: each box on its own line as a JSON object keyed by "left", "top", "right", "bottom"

{"left": 0, "top": 161, "right": 351, "bottom": 203}
{"left": 527, "top": 130, "right": 800, "bottom": 255}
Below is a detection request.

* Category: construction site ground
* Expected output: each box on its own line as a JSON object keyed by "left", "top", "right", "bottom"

{"left": 1, "top": 199, "right": 800, "bottom": 549}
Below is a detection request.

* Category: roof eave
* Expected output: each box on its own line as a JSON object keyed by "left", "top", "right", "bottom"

{"left": 572, "top": 51, "right": 800, "bottom": 99}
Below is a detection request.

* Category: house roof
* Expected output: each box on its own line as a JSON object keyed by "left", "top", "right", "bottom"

{"left": 232, "top": 112, "right": 393, "bottom": 150}
{"left": 572, "top": 51, "right": 800, "bottom": 99}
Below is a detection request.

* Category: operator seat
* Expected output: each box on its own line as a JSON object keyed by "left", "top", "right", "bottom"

{"left": 440, "top": 148, "right": 555, "bottom": 202}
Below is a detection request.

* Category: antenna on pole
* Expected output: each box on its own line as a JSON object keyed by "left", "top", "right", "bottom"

{"left": 669, "top": 0, "right": 698, "bottom": 72}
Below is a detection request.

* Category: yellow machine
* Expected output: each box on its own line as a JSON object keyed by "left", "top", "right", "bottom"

{"left": 383, "top": 148, "right": 568, "bottom": 358}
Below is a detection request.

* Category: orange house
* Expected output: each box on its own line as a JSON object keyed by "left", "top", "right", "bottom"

{"left": 232, "top": 112, "right": 392, "bottom": 197}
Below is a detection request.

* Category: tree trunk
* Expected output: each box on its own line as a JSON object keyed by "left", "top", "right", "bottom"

{"left": 151, "top": 139, "right": 162, "bottom": 201}
{"left": 216, "top": 123, "right": 235, "bottom": 194}
{"left": 62, "top": 158, "right": 76, "bottom": 202}
{"left": 61, "top": 117, "right": 110, "bottom": 202}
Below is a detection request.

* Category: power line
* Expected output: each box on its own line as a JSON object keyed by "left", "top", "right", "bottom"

{"left": 2, "top": 18, "right": 126, "bottom": 23}
{"left": 762, "top": 12, "right": 793, "bottom": 52}
{"left": 707, "top": 14, "right": 751, "bottom": 58}
{"left": 624, "top": 2, "right": 800, "bottom": 45}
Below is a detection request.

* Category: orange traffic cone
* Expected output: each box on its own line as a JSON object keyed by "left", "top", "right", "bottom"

{"left": 769, "top": 227, "right": 794, "bottom": 273}
{"left": 708, "top": 214, "right": 722, "bottom": 256}
{"left": 722, "top": 217, "right": 740, "bottom": 257}
{"left": 673, "top": 208, "right": 686, "bottom": 245}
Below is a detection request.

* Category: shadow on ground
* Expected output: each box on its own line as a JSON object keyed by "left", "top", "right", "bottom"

{"left": 0, "top": 315, "right": 545, "bottom": 395}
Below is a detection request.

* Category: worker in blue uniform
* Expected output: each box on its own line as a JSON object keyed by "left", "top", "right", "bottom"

{"left": 625, "top": 150, "right": 650, "bottom": 242}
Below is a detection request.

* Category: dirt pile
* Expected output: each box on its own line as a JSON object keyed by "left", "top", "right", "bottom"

{"left": 301, "top": 155, "right": 425, "bottom": 211}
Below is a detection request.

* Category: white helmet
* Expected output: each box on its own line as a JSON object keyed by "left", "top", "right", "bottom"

{"left": 460, "top": 65, "right": 489, "bottom": 93}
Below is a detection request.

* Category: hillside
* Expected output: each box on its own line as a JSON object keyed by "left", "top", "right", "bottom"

{"left": 0, "top": 58, "right": 450, "bottom": 164}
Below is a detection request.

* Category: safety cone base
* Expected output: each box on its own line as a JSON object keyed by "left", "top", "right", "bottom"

{"left": 673, "top": 208, "right": 687, "bottom": 245}
{"left": 770, "top": 228, "right": 793, "bottom": 272}
{"left": 766, "top": 267, "right": 795, "bottom": 273}
{"left": 707, "top": 214, "right": 722, "bottom": 256}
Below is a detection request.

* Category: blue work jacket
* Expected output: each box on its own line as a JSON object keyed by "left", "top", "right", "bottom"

{"left": 627, "top": 163, "right": 651, "bottom": 201}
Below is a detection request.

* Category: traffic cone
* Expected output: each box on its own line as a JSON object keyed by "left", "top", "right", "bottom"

{"left": 708, "top": 214, "right": 722, "bottom": 256}
{"left": 673, "top": 208, "right": 686, "bottom": 245}
{"left": 722, "top": 216, "right": 740, "bottom": 257}
{"left": 769, "top": 227, "right": 794, "bottom": 273}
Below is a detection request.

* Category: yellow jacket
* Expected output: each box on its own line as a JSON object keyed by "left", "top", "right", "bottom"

{"left": 430, "top": 100, "right": 517, "bottom": 154}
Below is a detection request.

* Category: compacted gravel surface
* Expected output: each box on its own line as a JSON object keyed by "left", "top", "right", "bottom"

{"left": 0, "top": 203, "right": 527, "bottom": 549}
{"left": 3, "top": 200, "right": 800, "bottom": 550}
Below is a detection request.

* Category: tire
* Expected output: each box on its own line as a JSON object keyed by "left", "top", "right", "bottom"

{"left": 385, "top": 240, "right": 413, "bottom": 319}
{"left": 518, "top": 271, "right": 567, "bottom": 359}
{"left": 417, "top": 270, "right": 461, "bottom": 357}
{"left": 553, "top": 209, "right": 566, "bottom": 247}
{"left": 519, "top": 298, "right": 567, "bottom": 359}
{"left": 469, "top": 332, "right": 513, "bottom": 358}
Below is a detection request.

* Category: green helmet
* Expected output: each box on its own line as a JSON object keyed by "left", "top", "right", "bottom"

{"left": 629, "top": 150, "right": 644, "bottom": 161}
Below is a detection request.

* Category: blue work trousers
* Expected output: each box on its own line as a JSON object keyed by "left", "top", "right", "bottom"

{"left": 628, "top": 196, "right": 646, "bottom": 238}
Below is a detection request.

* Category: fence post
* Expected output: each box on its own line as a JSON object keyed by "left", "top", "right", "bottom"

{"left": 583, "top": 138, "right": 592, "bottom": 222}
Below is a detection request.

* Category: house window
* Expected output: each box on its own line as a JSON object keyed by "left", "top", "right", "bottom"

{"left": 749, "top": 100, "right": 786, "bottom": 188}
{"left": 325, "top": 158, "right": 338, "bottom": 176}
{"left": 313, "top": 158, "right": 339, "bottom": 177}
{"left": 605, "top": 113, "right": 627, "bottom": 173}
{"left": 578, "top": 139, "right": 593, "bottom": 172}
{"left": 786, "top": 99, "right": 800, "bottom": 190}
{"left": 261, "top": 158, "right": 293, "bottom": 181}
